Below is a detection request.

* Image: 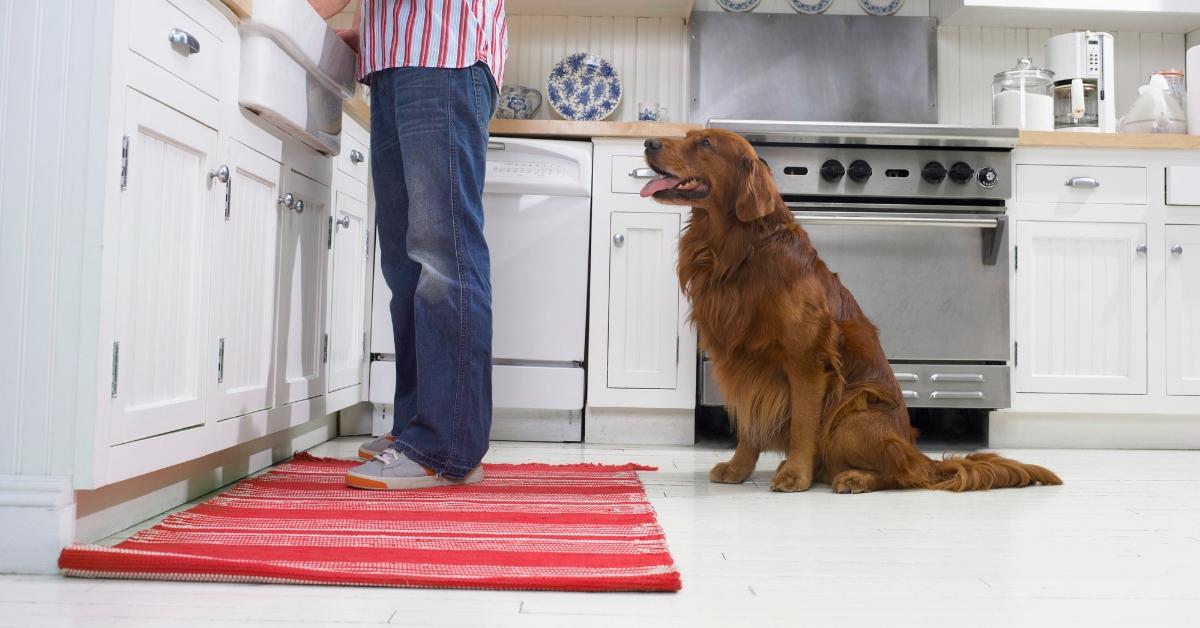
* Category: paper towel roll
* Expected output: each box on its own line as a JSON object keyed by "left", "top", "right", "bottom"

{"left": 1188, "top": 45, "right": 1200, "bottom": 134}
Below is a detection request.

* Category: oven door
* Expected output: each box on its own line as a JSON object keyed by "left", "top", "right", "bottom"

{"left": 791, "top": 209, "right": 1009, "bottom": 363}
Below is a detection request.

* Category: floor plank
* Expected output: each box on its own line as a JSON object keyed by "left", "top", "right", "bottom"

{"left": 4, "top": 439, "right": 1199, "bottom": 627}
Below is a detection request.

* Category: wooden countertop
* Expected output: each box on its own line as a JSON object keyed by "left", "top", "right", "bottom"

{"left": 218, "top": 0, "right": 251, "bottom": 18}
{"left": 1017, "top": 131, "right": 1200, "bottom": 150}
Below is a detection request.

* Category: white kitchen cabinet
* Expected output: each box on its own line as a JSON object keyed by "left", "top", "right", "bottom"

{"left": 1165, "top": 225, "right": 1200, "bottom": 396}
{"left": 109, "top": 89, "right": 219, "bottom": 445}
{"left": 206, "top": 141, "right": 281, "bottom": 423}
{"left": 1013, "top": 221, "right": 1147, "bottom": 395}
{"left": 607, "top": 212, "right": 681, "bottom": 389}
{"left": 326, "top": 183, "right": 370, "bottom": 394}
{"left": 274, "top": 168, "right": 329, "bottom": 405}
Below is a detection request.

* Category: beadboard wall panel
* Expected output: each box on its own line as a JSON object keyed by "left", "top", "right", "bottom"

{"left": 505, "top": 16, "right": 687, "bottom": 123}
{"left": 938, "top": 26, "right": 1186, "bottom": 125}
{"left": 0, "top": 0, "right": 110, "bottom": 478}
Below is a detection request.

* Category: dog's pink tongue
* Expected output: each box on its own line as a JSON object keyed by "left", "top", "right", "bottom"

{"left": 640, "top": 177, "right": 680, "bottom": 198}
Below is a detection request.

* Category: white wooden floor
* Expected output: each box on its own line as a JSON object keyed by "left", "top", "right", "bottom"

{"left": 3, "top": 438, "right": 1199, "bottom": 627}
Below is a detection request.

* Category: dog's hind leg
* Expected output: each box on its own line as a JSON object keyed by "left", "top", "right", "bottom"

{"left": 709, "top": 438, "right": 761, "bottom": 484}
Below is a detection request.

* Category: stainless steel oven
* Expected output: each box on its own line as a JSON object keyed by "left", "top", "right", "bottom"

{"left": 699, "top": 121, "right": 1019, "bottom": 410}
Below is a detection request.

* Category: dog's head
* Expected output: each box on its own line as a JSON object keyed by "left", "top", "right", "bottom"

{"left": 640, "top": 129, "right": 778, "bottom": 223}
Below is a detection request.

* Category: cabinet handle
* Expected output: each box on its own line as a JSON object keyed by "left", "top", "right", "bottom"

{"left": 613, "top": 233, "right": 625, "bottom": 247}
{"left": 168, "top": 28, "right": 200, "bottom": 54}
{"left": 1136, "top": 243, "right": 1148, "bottom": 255}
{"left": 628, "top": 167, "right": 657, "bottom": 179}
{"left": 207, "top": 165, "right": 230, "bottom": 184}
{"left": 336, "top": 215, "right": 351, "bottom": 229}
{"left": 278, "top": 193, "right": 294, "bottom": 209}
{"left": 1171, "top": 244, "right": 1184, "bottom": 256}
{"left": 488, "top": 141, "right": 506, "bottom": 151}
{"left": 349, "top": 149, "right": 365, "bottom": 164}
{"left": 1064, "top": 176, "right": 1100, "bottom": 188}
{"left": 929, "top": 391, "right": 986, "bottom": 400}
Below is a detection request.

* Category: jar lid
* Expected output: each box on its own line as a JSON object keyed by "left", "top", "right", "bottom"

{"left": 993, "top": 57, "right": 1054, "bottom": 88}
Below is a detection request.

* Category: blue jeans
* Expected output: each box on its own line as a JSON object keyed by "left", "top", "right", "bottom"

{"left": 369, "top": 63, "right": 496, "bottom": 479}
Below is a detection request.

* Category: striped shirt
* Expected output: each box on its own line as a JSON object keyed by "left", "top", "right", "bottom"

{"left": 357, "top": 0, "right": 507, "bottom": 90}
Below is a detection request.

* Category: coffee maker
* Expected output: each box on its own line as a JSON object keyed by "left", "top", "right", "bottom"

{"left": 1044, "top": 31, "right": 1116, "bottom": 132}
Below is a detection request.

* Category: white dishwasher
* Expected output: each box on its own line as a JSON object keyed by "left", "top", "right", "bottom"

{"left": 368, "top": 137, "right": 592, "bottom": 441}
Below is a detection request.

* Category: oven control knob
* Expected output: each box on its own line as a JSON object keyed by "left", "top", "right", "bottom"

{"left": 948, "top": 161, "right": 975, "bottom": 184}
{"left": 977, "top": 167, "right": 999, "bottom": 188}
{"left": 921, "top": 161, "right": 947, "bottom": 184}
{"left": 820, "top": 159, "right": 845, "bottom": 182}
{"left": 848, "top": 160, "right": 872, "bottom": 183}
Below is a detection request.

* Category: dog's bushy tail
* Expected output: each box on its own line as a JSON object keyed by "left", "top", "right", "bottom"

{"left": 881, "top": 436, "right": 1062, "bottom": 491}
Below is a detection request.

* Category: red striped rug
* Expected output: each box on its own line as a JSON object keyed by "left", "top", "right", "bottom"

{"left": 59, "top": 452, "right": 681, "bottom": 592}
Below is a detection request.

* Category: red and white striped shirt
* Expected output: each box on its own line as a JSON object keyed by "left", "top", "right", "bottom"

{"left": 357, "top": 0, "right": 507, "bottom": 90}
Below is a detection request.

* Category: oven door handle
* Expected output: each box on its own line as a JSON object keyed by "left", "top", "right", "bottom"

{"left": 789, "top": 211, "right": 1008, "bottom": 266}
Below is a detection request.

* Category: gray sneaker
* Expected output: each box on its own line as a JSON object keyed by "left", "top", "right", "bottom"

{"left": 345, "top": 449, "right": 484, "bottom": 490}
{"left": 356, "top": 433, "right": 397, "bottom": 460}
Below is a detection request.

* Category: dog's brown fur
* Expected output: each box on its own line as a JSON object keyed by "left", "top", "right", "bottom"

{"left": 644, "top": 129, "right": 1062, "bottom": 493}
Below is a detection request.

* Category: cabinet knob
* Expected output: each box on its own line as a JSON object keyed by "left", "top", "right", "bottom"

{"left": 349, "top": 149, "right": 365, "bottom": 164}
{"left": 613, "top": 233, "right": 625, "bottom": 247}
{"left": 1136, "top": 243, "right": 1148, "bottom": 255}
{"left": 293, "top": 199, "right": 304, "bottom": 214}
{"left": 278, "top": 192, "right": 294, "bottom": 209}
{"left": 1171, "top": 244, "right": 1184, "bottom": 255}
{"left": 168, "top": 28, "right": 200, "bottom": 54}
{"left": 336, "top": 215, "right": 351, "bottom": 229}
{"left": 207, "top": 164, "right": 230, "bottom": 184}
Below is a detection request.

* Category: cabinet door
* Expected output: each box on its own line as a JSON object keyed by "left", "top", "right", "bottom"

{"left": 326, "top": 188, "right": 369, "bottom": 393}
{"left": 207, "top": 142, "right": 280, "bottom": 421}
{"left": 608, "top": 212, "right": 680, "bottom": 389}
{"left": 274, "top": 169, "right": 328, "bottom": 405}
{"left": 1166, "top": 225, "right": 1200, "bottom": 396}
{"left": 1014, "top": 221, "right": 1147, "bottom": 395}
{"left": 110, "top": 90, "right": 217, "bottom": 444}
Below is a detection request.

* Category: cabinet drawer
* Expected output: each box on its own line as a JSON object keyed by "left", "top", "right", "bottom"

{"left": 336, "top": 134, "right": 370, "bottom": 184}
{"left": 1165, "top": 166, "right": 1200, "bottom": 205}
{"left": 611, "top": 155, "right": 656, "bottom": 194}
{"left": 1016, "top": 164, "right": 1146, "bottom": 205}
{"left": 128, "top": 0, "right": 226, "bottom": 100}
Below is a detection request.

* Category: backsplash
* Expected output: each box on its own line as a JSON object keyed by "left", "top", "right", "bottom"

{"left": 938, "top": 26, "right": 1186, "bottom": 126}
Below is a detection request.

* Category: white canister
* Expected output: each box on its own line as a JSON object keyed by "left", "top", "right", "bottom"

{"left": 1187, "top": 46, "right": 1200, "bottom": 134}
{"left": 992, "top": 58, "right": 1055, "bottom": 131}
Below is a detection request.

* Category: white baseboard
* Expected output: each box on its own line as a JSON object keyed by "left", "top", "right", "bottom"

{"left": 584, "top": 408, "right": 695, "bottom": 445}
{"left": 0, "top": 475, "right": 75, "bottom": 574}
{"left": 73, "top": 414, "right": 337, "bottom": 547}
{"left": 990, "top": 411, "right": 1200, "bottom": 449}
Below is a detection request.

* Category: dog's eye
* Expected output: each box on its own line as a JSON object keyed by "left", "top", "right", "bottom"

{"left": 699, "top": 138, "right": 713, "bottom": 150}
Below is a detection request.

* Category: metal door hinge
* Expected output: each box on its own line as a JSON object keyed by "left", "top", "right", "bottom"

{"left": 676, "top": 336, "right": 680, "bottom": 364}
{"left": 119, "top": 135, "right": 129, "bottom": 190}
{"left": 327, "top": 216, "right": 333, "bottom": 250}
{"left": 110, "top": 341, "right": 120, "bottom": 397}
{"left": 1014, "top": 341, "right": 1019, "bottom": 368}
{"left": 323, "top": 333, "right": 329, "bottom": 364}
{"left": 1014, "top": 245, "right": 1019, "bottom": 271}
{"left": 217, "top": 337, "right": 225, "bottom": 383}
{"left": 362, "top": 331, "right": 368, "bottom": 359}
{"left": 365, "top": 229, "right": 371, "bottom": 258}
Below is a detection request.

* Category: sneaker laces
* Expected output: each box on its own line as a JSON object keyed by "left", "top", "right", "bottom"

{"left": 375, "top": 449, "right": 401, "bottom": 465}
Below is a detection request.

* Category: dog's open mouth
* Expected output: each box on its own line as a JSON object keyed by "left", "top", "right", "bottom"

{"left": 639, "top": 174, "right": 710, "bottom": 200}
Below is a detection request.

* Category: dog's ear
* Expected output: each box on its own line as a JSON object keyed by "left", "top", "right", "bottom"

{"left": 734, "top": 154, "right": 774, "bottom": 223}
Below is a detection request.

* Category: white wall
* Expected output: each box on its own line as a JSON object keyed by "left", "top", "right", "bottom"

{"left": 939, "top": 26, "right": 1186, "bottom": 125}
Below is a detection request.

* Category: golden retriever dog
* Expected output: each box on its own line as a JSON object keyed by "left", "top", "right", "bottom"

{"left": 640, "top": 129, "right": 1061, "bottom": 493}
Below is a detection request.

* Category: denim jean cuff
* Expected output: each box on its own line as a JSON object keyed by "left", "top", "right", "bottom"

{"left": 392, "top": 440, "right": 476, "bottom": 480}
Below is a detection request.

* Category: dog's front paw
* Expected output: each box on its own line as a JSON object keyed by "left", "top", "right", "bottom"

{"left": 769, "top": 466, "right": 813, "bottom": 493}
{"left": 709, "top": 461, "right": 752, "bottom": 484}
{"left": 831, "top": 470, "right": 875, "bottom": 494}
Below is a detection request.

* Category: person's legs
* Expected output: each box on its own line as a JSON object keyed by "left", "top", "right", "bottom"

{"left": 350, "top": 62, "right": 496, "bottom": 485}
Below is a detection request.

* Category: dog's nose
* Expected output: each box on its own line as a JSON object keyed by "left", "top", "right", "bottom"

{"left": 644, "top": 138, "right": 662, "bottom": 153}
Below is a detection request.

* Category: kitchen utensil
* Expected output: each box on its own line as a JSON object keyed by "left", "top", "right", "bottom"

{"left": 992, "top": 57, "right": 1055, "bottom": 130}
{"left": 1044, "top": 31, "right": 1116, "bottom": 132}
{"left": 547, "top": 52, "right": 622, "bottom": 121}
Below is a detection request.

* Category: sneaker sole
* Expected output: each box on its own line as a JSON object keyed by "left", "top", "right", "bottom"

{"left": 345, "top": 465, "right": 484, "bottom": 490}
{"left": 357, "top": 448, "right": 379, "bottom": 461}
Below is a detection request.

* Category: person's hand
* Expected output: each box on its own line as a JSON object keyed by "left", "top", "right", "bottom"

{"left": 337, "top": 28, "right": 360, "bottom": 55}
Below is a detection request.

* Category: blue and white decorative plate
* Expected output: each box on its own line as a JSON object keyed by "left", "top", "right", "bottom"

{"left": 789, "top": 0, "right": 833, "bottom": 13}
{"left": 716, "top": 0, "right": 760, "bottom": 12}
{"left": 858, "top": 0, "right": 904, "bottom": 15}
{"left": 547, "top": 53, "right": 622, "bottom": 121}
